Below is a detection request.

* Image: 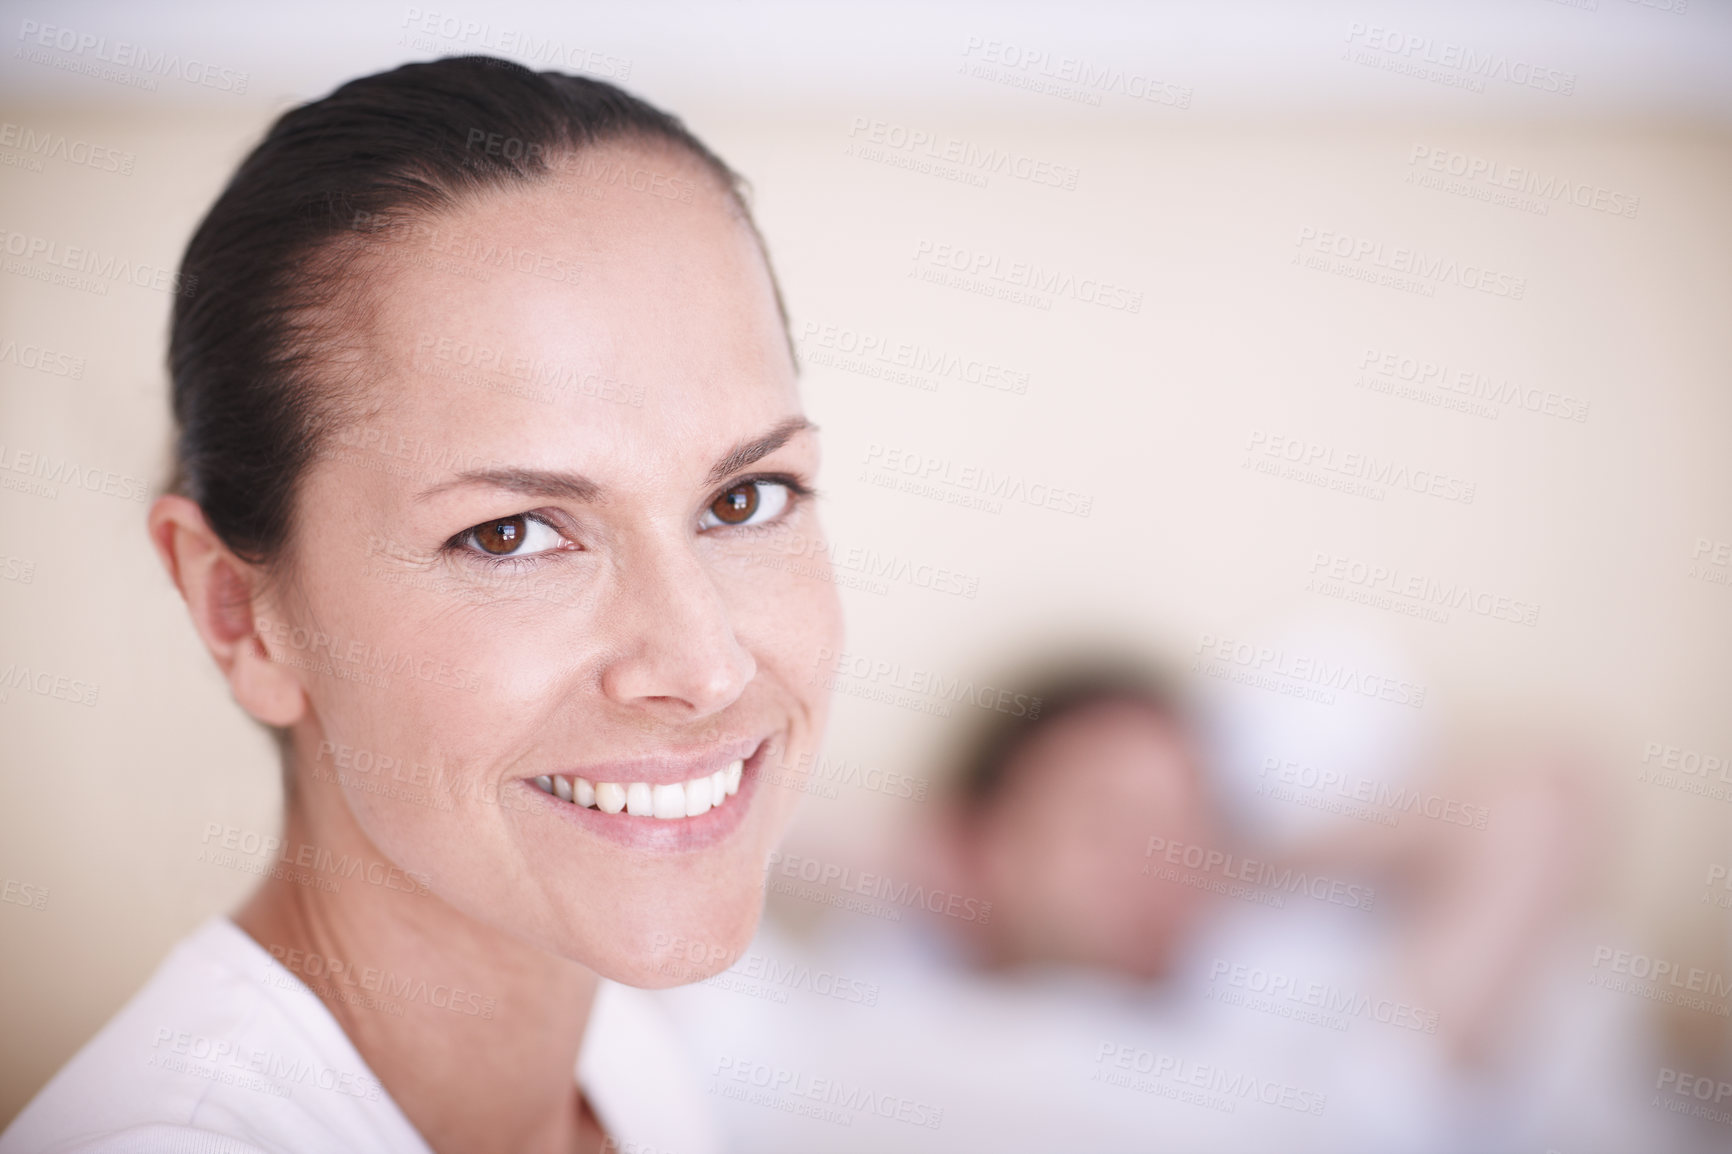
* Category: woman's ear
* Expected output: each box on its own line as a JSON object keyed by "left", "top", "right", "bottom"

{"left": 148, "top": 495, "right": 306, "bottom": 728}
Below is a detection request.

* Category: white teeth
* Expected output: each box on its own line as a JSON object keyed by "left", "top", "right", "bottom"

{"left": 538, "top": 758, "right": 749, "bottom": 818}
{"left": 595, "top": 781, "right": 626, "bottom": 814}
{"left": 686, "top": 774, "right": 713, "bottom": 817}
{"left": 652, "top": 782, "right": 687, "bottom": 819}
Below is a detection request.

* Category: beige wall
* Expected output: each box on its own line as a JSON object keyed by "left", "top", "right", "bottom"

{"left": 3, "top": 25, "right": 1730, "bottom": 1125}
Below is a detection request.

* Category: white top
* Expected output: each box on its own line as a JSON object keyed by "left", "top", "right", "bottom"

{"left": 655, "top": 905, "right": 1667, "bottom": 1154}
{"left": 1, "top": 918, "right": 720, "bottom": 1154}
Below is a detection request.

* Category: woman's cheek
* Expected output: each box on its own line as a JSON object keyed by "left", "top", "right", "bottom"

{"left": 762, "top": 567, "right": 843, "bottom": 711}
{"left": 774, "top": 518, "right": 845, "bottom": 639}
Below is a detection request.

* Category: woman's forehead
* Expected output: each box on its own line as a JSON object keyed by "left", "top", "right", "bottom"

{"left": 338, "top": 176, "right": 795, "bottom": 453}
{"left": 359, "top": 168, "right": 784, "bottom": 373}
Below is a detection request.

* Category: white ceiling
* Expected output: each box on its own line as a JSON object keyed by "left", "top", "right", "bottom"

{"left": 1, "top": 0, "right": 1728, "bottom": 119}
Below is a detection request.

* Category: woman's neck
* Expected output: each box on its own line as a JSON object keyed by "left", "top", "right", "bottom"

{"left": 235, "top": 775, "right": 605, "bottom": 1154}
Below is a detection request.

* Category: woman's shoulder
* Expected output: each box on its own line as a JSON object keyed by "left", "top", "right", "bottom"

{"left": 0, "top": 917, "right": 430, "bottom": 1154}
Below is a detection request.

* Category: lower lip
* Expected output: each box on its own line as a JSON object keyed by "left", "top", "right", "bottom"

{"left": 521, "top": 740, "right": 769, "bottom": 852}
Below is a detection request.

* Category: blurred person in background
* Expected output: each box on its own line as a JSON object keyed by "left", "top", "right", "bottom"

{"left": 933, "top": 664, "right": 1585, "bottom": 1066}
{"left": 661, "top": 657, "right": 1684, "bottom": 1153}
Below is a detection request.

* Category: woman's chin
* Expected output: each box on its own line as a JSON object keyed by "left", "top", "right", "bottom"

{"left": 541, "top": 889, "right": 765, "bottom": 989}
{"left": 605, "top": 950, "right": 746, "bottom": 990}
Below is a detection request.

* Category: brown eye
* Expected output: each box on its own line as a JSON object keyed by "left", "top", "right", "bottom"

{"left": 699, "top": 479, "right": 793, "bottom": 530}
{"left": 473, "top": 516, "right": 527, "bottom": 554}
{"left": 455, "top": 514, "right": 566, "bottom": 562}
{"left": 709, "top": 482, "right": 759, "bottom": 525}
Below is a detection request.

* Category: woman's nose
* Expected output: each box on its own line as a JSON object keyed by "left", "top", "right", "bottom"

{"left": 598, "top": 537, "right": 756, "bottom": 719}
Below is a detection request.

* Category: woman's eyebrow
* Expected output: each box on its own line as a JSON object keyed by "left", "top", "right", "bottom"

{"left": 414, "top": 469, "right": 603, "bottom": 504}
{"left": 411, "top": 417, "right": 814, "bottom": 504}
{"left": 705, "top": 417, "right": 815, "bottom": 486}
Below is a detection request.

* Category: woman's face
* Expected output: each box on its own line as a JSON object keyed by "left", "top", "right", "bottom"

{"left": 266, "top": 143, "right": 842, "bottom": 986}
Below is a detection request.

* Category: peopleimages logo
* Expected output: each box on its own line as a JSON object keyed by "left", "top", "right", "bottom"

{"left": 255, "top": 615, "right": 482, "bottom": 694}
{"left": 1307, "top": 550, "right": 1539, "bottom": 627}
{"left": 267, "top": 944, "right": 496, "bottom": 1020}
{"left": 1258, "top": 756, "right": 1491, "bottom": 830}
{"left": 1343, "top": 22, "right": 1576, "bottom": 95}
{"left": 910, "top": 239, "right": 1143, "bottom": 313}
{"left": 1192, "top": 631, "right": 1427, "bottom": 709}
{"left": 398, "top": 8, "right": 632, "bottom": 80}
{"left": 1144, "top": 836, "right": 1377, "bottom": 911}
{"left": 957, "top": 36, "right": 1193, "bottom": 109}
{"left": 1653, "top": 1067, "right": 1732, "bottom": 1126}
{"left": 0, "top": 120, "right": 135, "bottom": 174}
{"left": 1406, "top": 145, "right": 1639, "bottom": 220}
{"left": 15, "top": 19, "right": 250, "bottom": 93}
{"left": 798, "top": 321, "right": 1031, "bottom": 395}
{"left": 413, "top": 330, "right": 644, "bottom": 407}
{"left": 1244, "top": 430, "right": 1476, "bottom": 505}
{"left": 711, "top": 1055, "right": 944, "bottom": 1130}
{"left": 0, "top": 227, "right": 195, "bottom": 297}
{"left": 0, "top": 444, "right": 150, "bottom": 504}
{"left": 772, "top": 750, "right": 931, "bottom": 804}
{"left": 765, "top": 851, "right": 992, "bottom": 924}
{"left": 863, "top": 442, "right": 1093, "bottom": 517}
{"left": 715, "top": 952, "right": 881, "bottom": 1008}
{"left": 1, "top": 878, "right": 49, "bottom": 911}
{"left": 200, "top": 823, "right": 433, "bottom": 898}
{"left": 1356, "top": 347, "right": 1589, "bottom": 423}
{"left": 0, "top": 660, "right": 99, "bottom": 707}
{"left": 747, "top": 526, "right": 982, "bottom": 599}
{"left": 147, "top": 1029, "right": 380, "bottom": 1101}
{"left": 846, "top": 116, "right": 1080, "bottom": 190}
{"left": 1589, "top": 946, "right": 1731, "bottom": 1016}
{"left": 0, "top": 336, "right": 85, "bottom": 379}
{"left": 1093, "top": 1043, "right": 1326, "bottom": 1116}
{"left": 813, "top": 646, "right": 1042, "bottom": 718}
{"left": 1208, "top": 960, "right": 1439, "bottom": 1033}
{"left": 1294, "top": 227, "right": 1525, "bottom": 300}
{"left": 1637, "top": 739, "right": 1732, "bottom": 805}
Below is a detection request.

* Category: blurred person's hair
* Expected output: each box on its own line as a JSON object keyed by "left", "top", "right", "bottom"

{"left": 950, "top": 658, "right": 1195, "bottom": 817}
{"left": 168, "top": 54, "right": 789, "bottom": 568}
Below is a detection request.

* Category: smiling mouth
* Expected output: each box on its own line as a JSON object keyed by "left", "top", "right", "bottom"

{"left": 531, "top": 760, "right": 744, "bottom": 819}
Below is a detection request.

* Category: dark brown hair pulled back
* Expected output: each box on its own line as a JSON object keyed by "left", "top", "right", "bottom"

{"left": 169, "top": 55, "right": 764, "bottom": 565}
